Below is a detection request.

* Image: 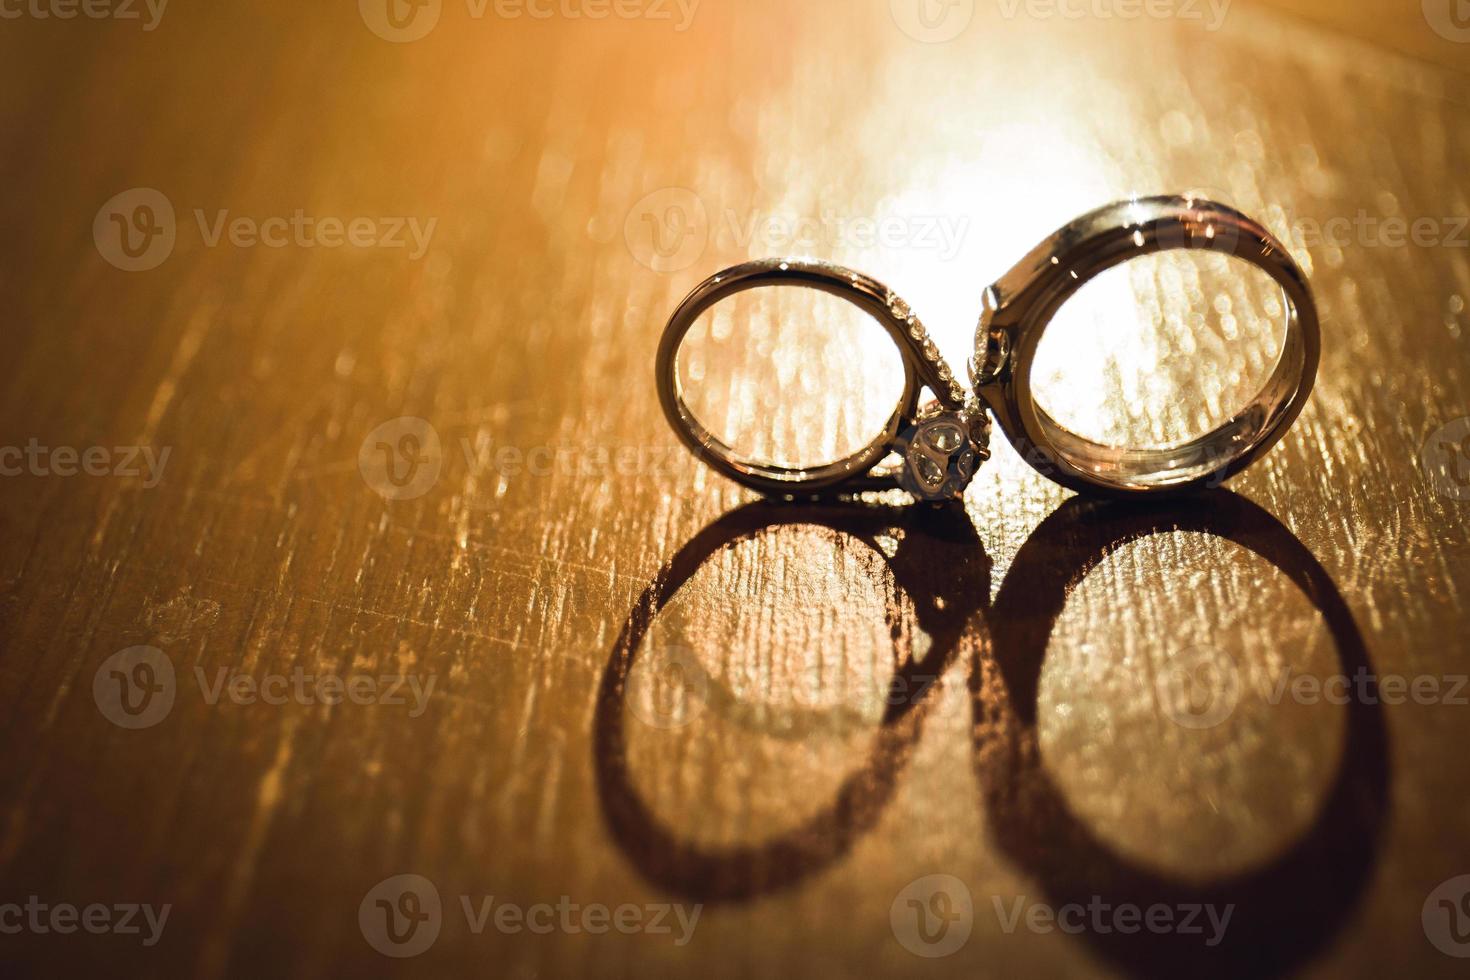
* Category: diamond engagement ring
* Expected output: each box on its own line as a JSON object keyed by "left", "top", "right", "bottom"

{"left": 656, "top": 195, "right": 1319, "bottom": 501}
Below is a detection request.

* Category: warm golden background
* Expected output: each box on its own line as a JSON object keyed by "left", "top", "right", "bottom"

{"left": 0, "top": 0, "right": 1467, "bottom": 977}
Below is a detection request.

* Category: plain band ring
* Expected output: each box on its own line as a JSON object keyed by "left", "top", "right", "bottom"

{"left": 971, "top": 194, "right": 1320, "bottom": 497}
{"left": 656, "top": 259, "right": 989, "bottom": 500}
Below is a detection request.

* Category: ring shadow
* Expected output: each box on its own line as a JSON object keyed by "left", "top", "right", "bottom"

{"left": 592, "top": 489, "right": 1388, "bottom": 976}
{"left": 592, "top": 499, "right": 991, "bottom": 904}
{"left": 975, "top": 491, "right": 1390, "bottom": 979}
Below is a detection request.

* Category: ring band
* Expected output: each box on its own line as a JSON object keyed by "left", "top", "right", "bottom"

{"left": 972, "top": 194, "right": 1319, "bottom": 496}
{"left": 658, "top": 196, "right": 1318, "bottom": 501}
{"left": 656, "top": 259, "right": 989, "bottom": 500}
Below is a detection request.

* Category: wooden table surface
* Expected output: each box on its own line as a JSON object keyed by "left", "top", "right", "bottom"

{"left": 1, "top": 1, "right": 1467, "bottom": 977}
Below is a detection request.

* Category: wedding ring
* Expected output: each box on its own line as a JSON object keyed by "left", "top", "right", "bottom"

{"left": 656, "top": 259, "right": 990, "bottom": 501}
{"left": 658, "top": 196, "right": 1318, "bottom": 502}
{"left": 971, "top": 194, "right": 1319, "bottom": 496}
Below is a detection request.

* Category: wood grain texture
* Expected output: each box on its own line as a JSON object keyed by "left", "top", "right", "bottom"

{"left": 0, "top": 1, "right": 1467, "bottom": 977}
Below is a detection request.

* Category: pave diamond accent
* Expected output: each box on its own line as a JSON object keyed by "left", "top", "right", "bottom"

{"left": 886, "top": 291, "right": 967, "bottom": 407}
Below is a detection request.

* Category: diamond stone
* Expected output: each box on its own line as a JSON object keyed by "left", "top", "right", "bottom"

{"left": 927, "top": 423, "right": 964, "bottom": 453}
{"left": 895, "top": 407, "right": 990, "bottom": 502}
{"left": 914, "top": 454, "right": 945, "bottom": 489}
